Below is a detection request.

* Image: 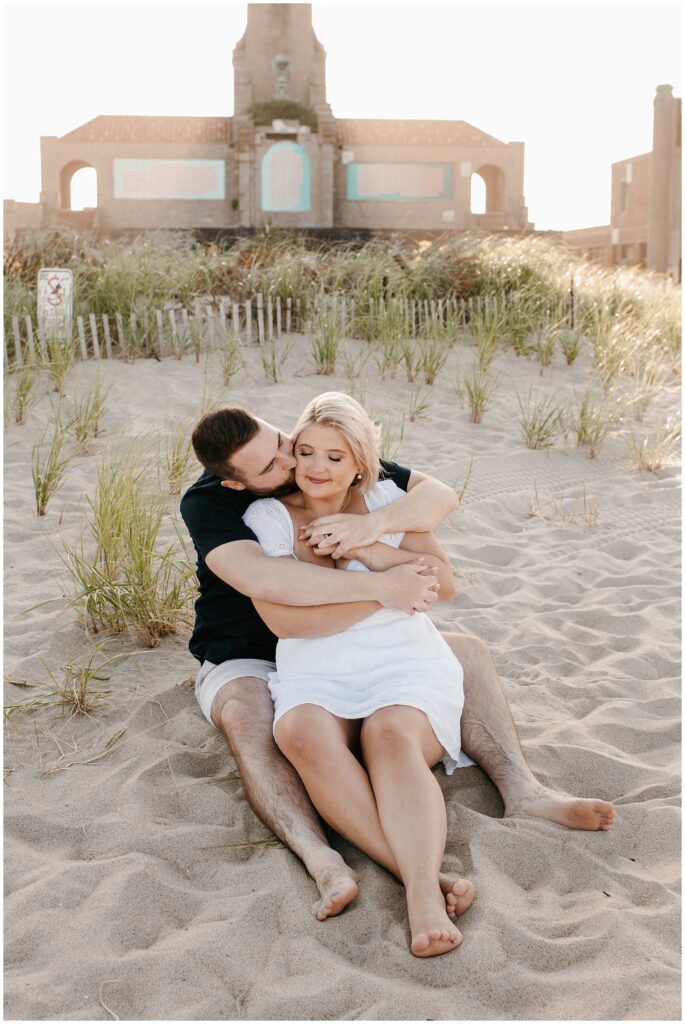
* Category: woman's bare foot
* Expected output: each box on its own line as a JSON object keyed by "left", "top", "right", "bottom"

{"left": 407, "top": 886, "right": 463, "bottom": 958}
{"left": 440, "top": 876, "right": 476, "bottom": 919}
{"left": 505, "top": 787, "right": 616, "bottom": 831}
{"left": 309, "top": 851, "right": 359, "bottom": 920}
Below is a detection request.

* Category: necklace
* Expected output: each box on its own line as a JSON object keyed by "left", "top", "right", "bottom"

{"left": 299, "top": 487, "right": 353, "bottom": 523}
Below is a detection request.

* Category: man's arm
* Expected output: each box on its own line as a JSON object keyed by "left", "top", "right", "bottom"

{"left": 205, "top": 540, "right": 439, "bottom": 614}
{"left": 253, "top": 597, "right": 380, "bottom": 639}
{"left": 300, "top": 470, "right": 459, "bottom": 559}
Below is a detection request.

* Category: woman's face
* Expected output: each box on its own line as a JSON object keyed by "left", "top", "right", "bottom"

{"left": 294, "top": 423, "right": 360, "bottom": 499}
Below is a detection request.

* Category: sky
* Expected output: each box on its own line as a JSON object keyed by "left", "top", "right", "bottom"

{"left": 2, "top": 0, "right": 681, "bottom": 231}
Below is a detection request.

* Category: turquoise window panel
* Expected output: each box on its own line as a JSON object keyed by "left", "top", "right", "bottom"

{"left": 113, "top": 159, "right": 225, "bottom": 200}
{"left": 347, "top": 162, "right": 454, "bottom": 201}
{"left": 262, "top": 142, "right": 311, "bottom": 212}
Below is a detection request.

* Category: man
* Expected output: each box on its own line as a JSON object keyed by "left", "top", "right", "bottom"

{"left": 181, "top": 405, "right": 616, "bottom": 919}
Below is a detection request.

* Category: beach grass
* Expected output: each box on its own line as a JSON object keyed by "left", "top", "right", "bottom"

{"left": 627, "top": 419, "right": 681, "bottom": 472}
{"left": 61, "top": 442, "right": 196, "bottom": 644}
{"left": 64, "top": 377, "right": 108, "bottom": 452}
{"left": 517, "top": 388, "right": 566, "bottom": 450}
{"left": 462, "top": 367, "right": 498, "bottom": 424}
{"left": 32, "top": 417, "right": 74, "bottom": 515}
{"left": 10, "top": 366, "right": 38, "bottom": 425}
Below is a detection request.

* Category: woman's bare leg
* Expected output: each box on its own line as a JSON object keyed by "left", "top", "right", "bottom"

{"left": 275, "top": 704, "right": 475, "bottom": 918}
{"left": 361, "top": 706, "right": 461, "bottom": 958}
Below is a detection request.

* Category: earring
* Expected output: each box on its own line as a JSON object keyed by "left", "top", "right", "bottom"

{"left": 356, "top": 473, "right": 362, "bottom": 479}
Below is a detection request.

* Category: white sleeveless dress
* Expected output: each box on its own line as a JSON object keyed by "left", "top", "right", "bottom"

{"left": 243, "top": 480, "right": 473, "bottom": 774}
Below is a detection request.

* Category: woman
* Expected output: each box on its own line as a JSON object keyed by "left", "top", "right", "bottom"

{"left": 243, "top": 392, "right": 474, "bottom": 958}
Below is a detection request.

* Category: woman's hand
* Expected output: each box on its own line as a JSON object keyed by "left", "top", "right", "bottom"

{"left": 299, "top": 512, "right": 384, "bottom": 559}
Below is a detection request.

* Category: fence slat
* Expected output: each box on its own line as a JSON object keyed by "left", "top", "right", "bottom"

{"left": 11, "top": 317, "right": 23, "bottom": 367}
{"left": 129, "top": 314, "right": 137, "bottom": 358}
{"left": 231, "top": 302, "right": 240, "bottom": 342}
{"left": 276, "top": 296, "right": 282, "bottom": 339}
{"left": 168, "top": 309, "right": 179, "bottom": 356}
{"left": 267, "top": 296, "right": 273, "bottom": 342}
{"left": 102, "top": 314, "right": 113, "bottom": 358}
{"left": 286, "top": 297, "right": 292, "bottom": 335}
{"left": 115, "top": 313, "right": 125, "bottom": 355}
{"left": 76, "top": 316, "right": 88, "bottom": 360}
{"left": 22, "top": 315, "right": 36, "bottom": 362}
{"left": 181, "top": 308, "right": 190, "bottom": 358}
{"left": 256, "top": 294, "right": 265, "bottom": 345}
{"left": 245, "top": 299, "right": 253, "bottom": 345}
{"left": 156, "top": 310, "right": 165, "bottom": 357}
{"left": 219, "top": 300, "right": 227, "bottom": 334}
{"left": 89, "top": 314, "right": 100, "bottom": 359}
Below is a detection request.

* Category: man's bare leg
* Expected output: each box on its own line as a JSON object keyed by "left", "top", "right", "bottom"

{"left": 211, "top": 677, "right": 357, "bottom": 920}
{"left": 442, "top": 634, "right": 616, "bottom": 831}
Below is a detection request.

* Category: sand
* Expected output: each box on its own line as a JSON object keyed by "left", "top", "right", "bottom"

{"left": 4, "top": 332, "right": 681, "bottom": 1021}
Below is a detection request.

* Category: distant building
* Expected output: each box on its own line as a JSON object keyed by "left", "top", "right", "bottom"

{"left": 4, "top": 3, "right": 532, "bottom": 239}
{"left": 563, "top": 85, "right": 681, "bottom": 282}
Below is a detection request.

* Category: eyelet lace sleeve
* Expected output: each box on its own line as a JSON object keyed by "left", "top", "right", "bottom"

{"left": 242, "top": 498, "right": 295, "bottom": 557}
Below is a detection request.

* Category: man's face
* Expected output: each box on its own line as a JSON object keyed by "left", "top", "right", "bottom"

{"left": 221, "top": 419, "right": 297, "bottom": 496}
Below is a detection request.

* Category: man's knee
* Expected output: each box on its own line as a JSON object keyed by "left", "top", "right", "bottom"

{"left": 442, "top": 632, "right": 490, "bottom": 668}
{"left": 212, "top": 677, "right": 275, "bottom": 747}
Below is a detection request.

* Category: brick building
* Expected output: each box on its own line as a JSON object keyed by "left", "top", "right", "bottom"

{"left": 563, "top": 85, "right": 681, "bottom": 282}
{"left": 4, "top": 3, "right": 531, "bottom": 239}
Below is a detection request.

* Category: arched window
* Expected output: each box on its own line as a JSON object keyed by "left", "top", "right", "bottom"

{"left": 261, "top": 142, "right": 311, "bottom": 212}
{"left": 70, "top": 167, "right": 97, "bottom": 210}
{"left": 470, "top": 173, "right": 486, "bottom": 214}
{"left": 60, "top": 161, "right": 97, "bottom": 210}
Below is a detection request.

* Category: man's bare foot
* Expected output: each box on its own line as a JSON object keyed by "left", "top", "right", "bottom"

{"left": 439, "top": 876, "right": 476, "bottom": 919}
{"left": 309, "top": 850, "right": 359, "bottom": 921}
{"left": 505, "top": 787, "right": 616, "bottom": 831}
{"left": 407, "top": 887, "right": 462, "bottom": 958}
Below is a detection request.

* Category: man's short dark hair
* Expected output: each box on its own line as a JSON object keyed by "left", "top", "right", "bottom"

{"left": 191, "top": 407, "right": 260, "bottom": 481}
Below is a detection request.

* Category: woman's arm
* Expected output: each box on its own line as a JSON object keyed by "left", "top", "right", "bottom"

{"left": 349, "top": 532, "right": 455, "bottom": 602}
{"left": 302, "top": 470, "right": 459, "bottom": 559}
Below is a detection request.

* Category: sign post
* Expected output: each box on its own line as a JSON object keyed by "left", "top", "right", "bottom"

{"left": 37, "top": 268, "right": 73, "bottom": 348}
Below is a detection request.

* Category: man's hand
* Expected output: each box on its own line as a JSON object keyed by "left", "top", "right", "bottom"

{"left": 375, "top": 560, "right": 440, "bottom": 614}
{"left": 300, "top": 512, "right": 383, "bottom": 560}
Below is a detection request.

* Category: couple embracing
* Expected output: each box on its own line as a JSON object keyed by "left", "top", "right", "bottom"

{"left": 181, "top": 391, "right": 615, "bottom": 959}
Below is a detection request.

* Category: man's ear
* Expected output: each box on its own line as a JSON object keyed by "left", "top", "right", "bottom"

{"left": 220, "top": 478, "right": 246, "bottom": 491}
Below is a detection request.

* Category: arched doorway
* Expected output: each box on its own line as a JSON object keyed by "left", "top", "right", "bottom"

{"left": 471, "top": 164, "right": 505, "bottom": 213}
{"left": 261, "top": 142, "right": 311, "bottom": 212}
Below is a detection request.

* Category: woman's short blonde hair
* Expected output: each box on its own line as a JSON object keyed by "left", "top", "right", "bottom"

{"left": 292, "top": 391, "right": 380, "bottom": 492}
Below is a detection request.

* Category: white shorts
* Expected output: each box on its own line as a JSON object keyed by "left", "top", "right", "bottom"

{"left": 195, "top": 657, "right": 276, "bottom": 726}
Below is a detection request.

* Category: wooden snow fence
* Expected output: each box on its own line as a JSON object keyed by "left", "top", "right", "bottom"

{"left": 3, "top": 289, "right": 577, "bottom": 369}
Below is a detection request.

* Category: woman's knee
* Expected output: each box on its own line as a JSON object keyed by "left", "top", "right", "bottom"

{"left": 361, "top": 708, "right": 419, "bottom": 758}
{"left": 274, "top": 706, "right": 331, "bottom": 765}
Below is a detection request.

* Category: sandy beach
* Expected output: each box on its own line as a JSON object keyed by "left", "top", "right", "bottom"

{"left": 4, "top": 331, "right": 681, "bottom": 1020}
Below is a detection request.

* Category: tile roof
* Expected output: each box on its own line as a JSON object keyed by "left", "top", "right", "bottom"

{"left": 337, "top": 119, "right": 503, "bottom": 147}
{"left": 60, "top": 116, "right": 232, "bottom": 144}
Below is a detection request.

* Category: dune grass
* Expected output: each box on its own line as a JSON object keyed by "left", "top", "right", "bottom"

{"left": 32, "top": 417, "right": 75, "bottom": 515}
{"left": 61, "top": 442, "right": 196, "bottom": 645}
{"left": 517, "top": 389, "right": 566, "bottom": 450}
{"left": 627, "top": 419, "right": 681, "bottom": 472}
{"left": 64, "top": 377, "right": 108, "bottom": 452}
{"left": 10, "top": 366, "right": 38, "bottom": 425}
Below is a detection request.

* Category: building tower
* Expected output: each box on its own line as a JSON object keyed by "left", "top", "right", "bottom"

{"left": 647, "top": 84, "right": 681, "bottom": 277}
{"left": 232, "top": 3, "right": 336, "bottom": 228}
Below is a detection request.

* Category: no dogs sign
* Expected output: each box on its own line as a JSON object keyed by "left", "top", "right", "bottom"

{"left": 38, "top": 268, "right": 73, "bottom": 342}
